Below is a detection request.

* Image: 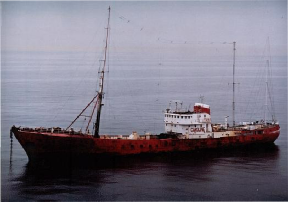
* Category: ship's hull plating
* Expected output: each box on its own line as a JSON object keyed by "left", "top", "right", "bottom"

{"left": 11, "top": 125, "right": 280, "bottom": 162}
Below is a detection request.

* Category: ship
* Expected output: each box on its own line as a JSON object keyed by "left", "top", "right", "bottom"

{"left": 10, "top": 7, "right": 280, "bottom": 163}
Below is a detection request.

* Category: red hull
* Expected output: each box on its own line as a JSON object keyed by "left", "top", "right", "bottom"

{"left": 11, "top": 125, "right": 280, "bottom": 162}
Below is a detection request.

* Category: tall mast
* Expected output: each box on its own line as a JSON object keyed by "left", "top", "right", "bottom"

{"left": 94, "top": 6, "right": 111, "bottom": 138}
{"left": 232, "top": 41, "right": 236, "bottom": 127}
{"left": 264, "top": 59, "right": 269, "bottom": 124}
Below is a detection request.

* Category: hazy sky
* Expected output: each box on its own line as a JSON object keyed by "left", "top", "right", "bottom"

{"left": 1, "top": 1, "right": 287, "bottom": 56}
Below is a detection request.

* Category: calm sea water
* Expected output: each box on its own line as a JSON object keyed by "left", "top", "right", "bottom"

{"left": 1, "top": 51, "right": 287, "bottom": 201}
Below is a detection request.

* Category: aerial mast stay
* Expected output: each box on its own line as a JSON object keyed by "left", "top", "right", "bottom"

{"left": 94, "top": 6, "right": 111, "bottom": 138}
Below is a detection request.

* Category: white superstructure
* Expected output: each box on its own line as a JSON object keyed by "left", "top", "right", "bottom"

{"left": 164, "top": 101, "right": 237, "bottom": 139}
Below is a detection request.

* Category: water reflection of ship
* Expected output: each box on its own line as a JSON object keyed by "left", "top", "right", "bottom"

{"left": 12, "top": 144, "right": 279, "bottom": 200}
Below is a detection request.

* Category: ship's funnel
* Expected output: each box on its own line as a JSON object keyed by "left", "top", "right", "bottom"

{"left": 194, "top": 103, "right": 210, "bottom": 114}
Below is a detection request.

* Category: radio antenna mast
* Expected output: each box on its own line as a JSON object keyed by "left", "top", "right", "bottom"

{"left": 232, "top": 41, "right": 236, "bottom": 127}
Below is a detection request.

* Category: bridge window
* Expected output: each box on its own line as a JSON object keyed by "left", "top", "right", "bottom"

{"left": 177, "top": 116, "right": 179, "bottom": 118}
{"left": 181, "top": 116, "right": 183, "bottom": 119}
{"left": 204, "top": 115, "right": 206, "bottom": 117}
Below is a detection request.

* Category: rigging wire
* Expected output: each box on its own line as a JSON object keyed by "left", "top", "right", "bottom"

{"left": 267, "top": 39, "right": 276, "bottom": 120}
{"left": 86, "top": 98, "right": 99, "bottom": 134}
{"left": 80, "top": 117, "right": 87, "bottom": 132}
{"left": 248, "top": 65, "right": 266, "bottom": 121}
{"left": 54, "top": 8, "right": 279, "bottom": 133}
{"left": 52, "top": 25, "right": 105, "bottom": 124}
{"left": 66, "top": 95, "right": 98, "bottom": 130}
{"left": 157, "top": 37, "right": 234, "bottom": 45}
{"left": 114, "top": 8, "right": 234, "bottom": 48}
{"left": 109, "top": 39, "right": 151, "bottom": 133}
{"left": 57, "top": 18, "right": 110, "bottom": 132}
{"left": 241, "top": 38, "right": 273, "bottom": 122}
{"left": 115, "top": 11, "right": 237, "bottom": 126}
{"left": 153, "top": 37, "right": 163, "bottom": 133}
